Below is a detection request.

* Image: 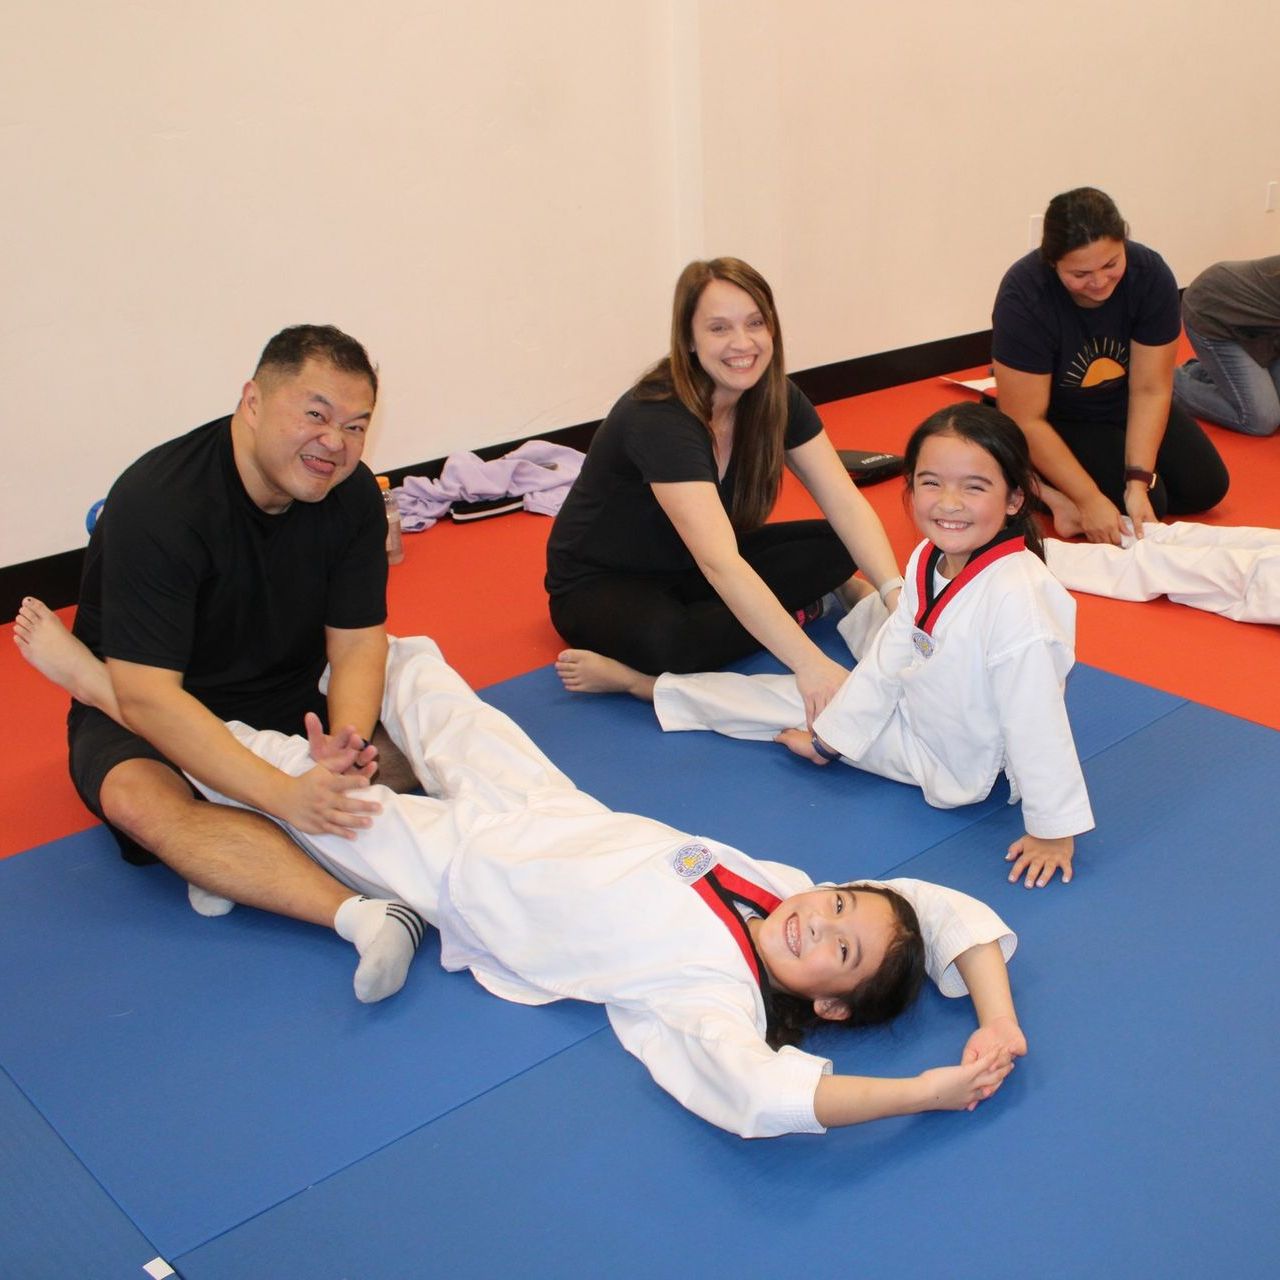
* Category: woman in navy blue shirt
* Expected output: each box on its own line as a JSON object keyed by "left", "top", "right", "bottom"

{"left": 992, "top": 188, "right": 1227, "bottom": 545}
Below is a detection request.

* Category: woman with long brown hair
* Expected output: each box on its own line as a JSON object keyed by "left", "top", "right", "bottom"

{"left": 546, "top": 257, "right": 902, "bottom": 724}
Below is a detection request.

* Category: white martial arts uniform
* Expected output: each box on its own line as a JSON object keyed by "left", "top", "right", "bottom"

{"left": 655, "top": 538, "right": 1095, "bottom": 841}
{"left": 1046, "top": 521, "right": 1280, "bottom": 624}
{"left": 195, "top": 637, "right": 1015, "bottom": 1139}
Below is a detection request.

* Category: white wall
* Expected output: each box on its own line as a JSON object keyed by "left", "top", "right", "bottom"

{"left": 5, "top": 0, "right": 1278, "bottom": 568}
{"left": 699, "top": 0, "right": 1280, "bottom": 368}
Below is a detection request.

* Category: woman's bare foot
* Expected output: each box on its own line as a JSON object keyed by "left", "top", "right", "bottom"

{"left": 1034, "top": 479, "right": 1083, "bottom": 539}
{"left": 13, "top": 597, "right": 120, "bottom": 716}
{"left": 835, "top": 577, "right": 876, "bottom": 612}
{"left": 555, "top": 649, "right": 657, "bottom": 700}
{"left": 774, "top": 727, "right": 832, "bottom": 765}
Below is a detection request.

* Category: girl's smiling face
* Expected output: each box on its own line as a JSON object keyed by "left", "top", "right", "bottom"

{"left": 910, "top": 432, "right": 1024, "bottom": 576}
{"left": 750, "top": 887, "right": 896, "bottom": 1020}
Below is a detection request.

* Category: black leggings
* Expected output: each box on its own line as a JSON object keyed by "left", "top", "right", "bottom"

{"left": 1051, "top": 402, "right": 1229, "bottom": 517}
{"left": 548, "top": 519, "right": 855, "bottom": 675}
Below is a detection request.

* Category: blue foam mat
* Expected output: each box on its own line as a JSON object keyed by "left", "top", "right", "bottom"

{"left": 178, "top": 701, "right": 1280, "bottom": 1280}
{"left": 486, "top": 635, "right": 1183, "bottom": 885}
{"left": 0, "top": 826, "right": 604, "bottom": 1259}
{"left": 0, "top": 628, "right": 1251, "bottom": 1274}
{"left": 0, "top": 1068, "right": 162, "bottom": 1280}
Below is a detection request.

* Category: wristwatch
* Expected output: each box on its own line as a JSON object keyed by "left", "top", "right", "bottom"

{"left": 1123, "top": 466, "right": 1157, "bottom": 490}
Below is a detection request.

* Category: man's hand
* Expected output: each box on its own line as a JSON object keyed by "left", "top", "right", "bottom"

{"left": 1006, "top": 833, "right": 1075, "bottom": 887}
{"left": 280, "top": 763, "right": 382, "bottom": 838}
{"left": 305, "top": 711, "right": 379, "bottom": 779}
{"left": 963, "top": 1015, "right": 1028, "bottom": 1065}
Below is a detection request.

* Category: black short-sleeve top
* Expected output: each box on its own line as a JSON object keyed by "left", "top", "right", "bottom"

{"left": 545, "top": 380, "right": 823, "bottom": 595}
{"left": 991, "top": 242, "right": 1181, "bottom": 425}
{"left": 73, "top": 417, "right": 388, "bottom": 732}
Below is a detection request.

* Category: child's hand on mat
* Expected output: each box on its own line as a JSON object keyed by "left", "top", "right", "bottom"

{"left": 1006, "top": 833, "right": 1074, "bottom": 887}
{"left": 963, "top": 1015, "right": 1027, "bottom": 1066}
{"left": 305, "top": 712, "right": 379, "bottom": 779}
{"left": 282, "top": 764, "right": 382, "bottom": 838}
{"left": 918, "top": 1049, "right": 1013, "bottom": 1112}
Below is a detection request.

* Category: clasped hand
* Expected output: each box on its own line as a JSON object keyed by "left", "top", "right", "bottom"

{"left": 274, "top": 713, "right": 384, "bottom": 838}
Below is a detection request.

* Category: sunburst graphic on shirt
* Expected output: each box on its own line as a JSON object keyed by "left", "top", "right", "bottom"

{"left": 1060, "top": 336, "right": 1128, "bottom": 389}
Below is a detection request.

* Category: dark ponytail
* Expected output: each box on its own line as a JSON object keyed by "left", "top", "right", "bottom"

{"left": 1040, "top": 187, "right": 1127, "bottom": 265}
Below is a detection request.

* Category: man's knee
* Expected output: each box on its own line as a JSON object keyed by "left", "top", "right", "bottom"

{"left": 99, "top": 757, "right": 198, "bottom": 845}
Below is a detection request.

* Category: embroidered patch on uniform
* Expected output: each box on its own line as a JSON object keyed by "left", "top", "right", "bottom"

{"left": 911, "top": 628, "right": 936, "bottom": 659}
{"left": 671, "top": 841, "right": 714, "bottom": 880}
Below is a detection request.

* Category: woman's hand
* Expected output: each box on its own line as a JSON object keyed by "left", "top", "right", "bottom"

{"left": 795, "top": 653, "right": 850, "bottom": 728}
{"left": 918, "top": 1049, "right": 1014, "bottom": 1112}
{"left": 1122, "top": 482, "right": 1158, "bottom": 539}
{"left": 1077, "top": 490, "right": 1126, "bottom": 545}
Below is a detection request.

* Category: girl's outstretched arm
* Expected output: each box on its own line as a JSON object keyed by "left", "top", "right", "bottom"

{"left": 813, "top": 1049, "right": 1014, "bottom": 1127}
{"left": 954, "top": 940, "right": 1028, "bottom": 1063}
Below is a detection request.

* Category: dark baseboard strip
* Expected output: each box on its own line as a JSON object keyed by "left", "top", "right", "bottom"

{"left": 790, "top": 329, "right": 992, "bottom": 403}
{"left": 2, "top": 329, "right": 992, "bottom": 617}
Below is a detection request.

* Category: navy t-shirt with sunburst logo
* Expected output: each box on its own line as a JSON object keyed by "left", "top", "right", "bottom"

{"left": 991, "top": 241, "right": 1181, "bottom": 425}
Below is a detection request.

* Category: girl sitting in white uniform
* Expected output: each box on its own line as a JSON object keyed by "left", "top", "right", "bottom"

{"left": 16, "top": 609, "right": 1023, "bottom": 1140}
{"left": 557, "top": 404, "right": 1095, "bottom": 890}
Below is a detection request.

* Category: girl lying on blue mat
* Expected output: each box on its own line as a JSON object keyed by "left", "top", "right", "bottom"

{"left": 15, "top": 616, "right": 1023, "bottom": 1139}
{"left": 557, "top": 404, "right": 1094, "bottom": 889}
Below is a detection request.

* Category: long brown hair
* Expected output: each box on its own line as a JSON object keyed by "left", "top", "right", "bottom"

{"left": 634, "top": 257, "right": 789, "bottom": 533}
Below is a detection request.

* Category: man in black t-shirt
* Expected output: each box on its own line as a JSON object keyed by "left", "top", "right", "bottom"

{"left": 65, "top": 325, "right": 425, "bottom": 1003}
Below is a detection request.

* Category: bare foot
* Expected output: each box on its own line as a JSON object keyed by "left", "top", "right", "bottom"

{"left": 835, "top": 578, "right": 876, "bottom": 612}
{"left": 774, "top": 727, "right": 832, "bottom": 766}
{"left": 1034, "top": 479, "right": 1083, "bottom": 539}
{"left": 13, "top": 597, "right": 119, "bottom": 716}
{"left": 555, "top": 649, "right": 656, "bottom": 700}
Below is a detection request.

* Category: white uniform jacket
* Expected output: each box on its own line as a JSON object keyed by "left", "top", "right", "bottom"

{"left": 818, "top": 539, "right": 1093, "bottom": 838}
{"left": 202, "top": 637, "right": 1017, "bottom": 1139}
{"left": 655, "top": 540, "right": 1094, "bottom": 839}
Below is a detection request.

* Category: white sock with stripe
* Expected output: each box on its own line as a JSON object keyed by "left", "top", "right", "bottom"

{"left": 334, "top": 895, "right": 426, "bottom": 1003}
{"left": 188, "top": 883, "right": 236, "bottom": 917}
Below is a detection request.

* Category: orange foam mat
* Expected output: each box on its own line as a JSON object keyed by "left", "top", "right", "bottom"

{"left": 815, "top": 369, "right": 1280, "bottom": 731}
{"left": 4, "top": 366, "right": 1277, "bottom": 859}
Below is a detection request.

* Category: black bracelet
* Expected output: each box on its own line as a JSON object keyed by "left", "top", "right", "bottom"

{"left": 811, "top": 735, "right": 842, "bottom": 762}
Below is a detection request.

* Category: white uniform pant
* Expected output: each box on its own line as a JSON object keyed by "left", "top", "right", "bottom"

{"left": 1045, "top": 522, "right": 1280, "bottom": 624}
{"left": 650, "top": 595, "right": 922, "bottom": 787}
{"left": 218, "top": 636, "right": 577, "bottom": 921}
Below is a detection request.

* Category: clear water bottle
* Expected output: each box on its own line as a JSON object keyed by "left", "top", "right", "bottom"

{"left": 376, "top": 475, "right": 405, "bottom": 565}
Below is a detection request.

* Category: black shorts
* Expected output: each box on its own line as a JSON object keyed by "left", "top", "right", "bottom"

{"left": 67, "top": 701, "right": 195, "bottom": 865}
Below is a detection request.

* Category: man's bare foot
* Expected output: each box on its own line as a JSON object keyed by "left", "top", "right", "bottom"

{"left": 555, "top": 649, "right": 657, "bottom": 700}
{"left": 13, "top": 598, "right": 120, "bottom": 715}
{"left": 1034, "top": 479, "right": 1083, "bottom": 539}
{"left": 774, "top": 727, "right": 832, "bottom": 765}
